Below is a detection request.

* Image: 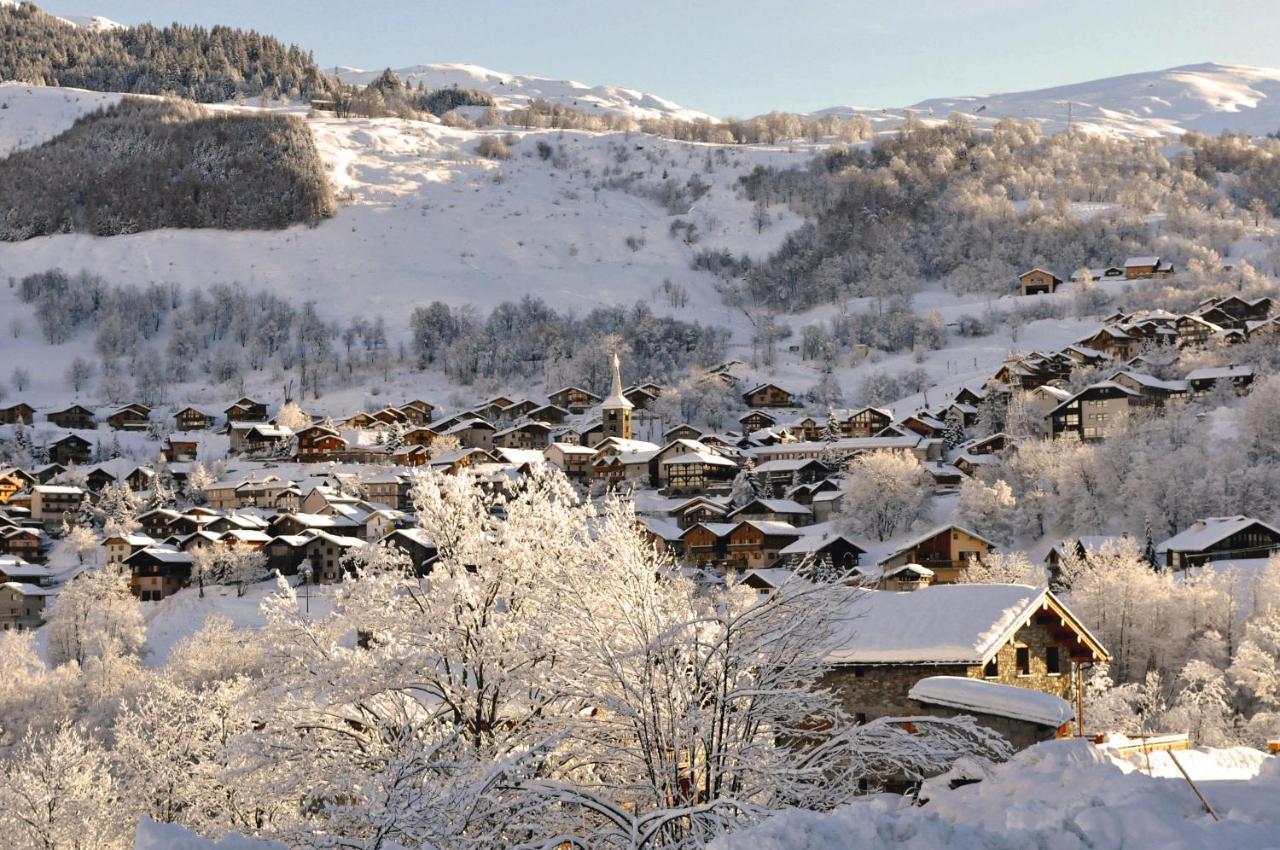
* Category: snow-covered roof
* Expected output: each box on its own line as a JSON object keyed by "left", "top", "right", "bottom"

{"left": 1156, "top": 516, "right": 1280, "bottom": 555}
{"left": 825, "top": 584, "right": 1052, "bottom": 665}
{"left": 1185, "top": 365, "right": 1253, "bottom": 381}
{"left": 2, "top": 581, "right": 57, "bottom": 597}
{"left": 1124, "top": 255, "right": 1160, "bottom": 267}
{"left": 909, "top": 676, "right": 1074, "bottom": 727}
{"left": 881, "top": 523, "right": 996, "bottom": 564}
{"left": 883, "top": 562, "right": 935, "bottom": 578}
{"left": 662, "top": 451, "right": 737, "bottom": 468}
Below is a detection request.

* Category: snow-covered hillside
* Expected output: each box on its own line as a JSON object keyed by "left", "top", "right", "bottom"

{"left": 336, "top": 62, "right": 714, "bottom": 123}
{"left": 818, "top": 63, "right": 1280, "bottom": 138}
{"left": 0, "top": 82, "right": 120, "bottom": 153}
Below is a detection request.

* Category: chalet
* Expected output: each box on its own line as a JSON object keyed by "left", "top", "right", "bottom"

{"left": 661, "top": 449, "right": 737, "bottom": 496}
{"left": 104, "top": 533, "right": 157, "bottom": 565}
{"left": 125, "top": 547, "right": 193, "bottom": 601}
{"left": 742, "top": 383, "right": 796, "bottom": 408}
{"left": 0, "top": 556, "right": 52, "bottom": 586}
{"left": 662, "top": 424, "right": 703, "bottom": 443}
{"left": 173, "top": 407, "right": 217, "bottom": 432}
{"left": 1108, "top": 370, "right": 1189, "bottom": 405}
{"left": 84, "top": 467, "right": 118, "bottom": 492}
{"left": 898, "top": 411, "right": 947, "bottom": 439}
{"left": 485, "top": 395, "right": 516, "bottom": 411}
{"left": 1156, "top": 516, "right": 1280, "bottom": 570}
{"left": 681, "top": 522, "right": 737, "bottom": 567}
{"left": 400, "top": 399, "right": 435, "bottom": 424}
{"left": 841, "top": 406, "right": 893, "bottom": 438}
{"left": 343, "top": 411, "right": 378, "bottom": 430}
{"left": 1074, "top": 327, "right": 1138, "bottom": 360}
{"left": 302, "top": 532, "right": 365, "bottom": 583}
{"left": 371, "top": 406, "right": 409, "bottom": 426}
{"left": 46, "top": 404, "right": 96, "bottom": 430}
{"left": 106, "top": 404, "right": 151, "bottom": 431}
{"left": 1196, "top": 295, "right": 1272, "bottom": 330}
{"left": 640, "top": 518, "right": 685, "bottom": 559}
{"left": 498, "top": 399, "right": 541, "bottom": 420}
{"left": 1071, "top": 266, "right": 1126, "bottom": 282}
{"left": 295, "top": 425, "right": 347, "bottom": 461}
{"left": 543, "top": 442, "right": 597, "bottom": 481}
{"left": 0, "top": 403, "right": 35, "bottom": 425}
{"left": 138, "top": 508, "right": 182, "bottom": 538}
{"left": 1047, "top": 382, "right": 1140, "bottom": 441}
{"left": 623, "top": 385, "right": 658, "bottom": 409}
{"left": 1, "top": 527, "right": 42, "bottom": 562}
{"left": 0, "top": 582, "right": 55, "bottom": 630}
{"left": 727, "top": 498, "right": 814, "bottom": 527}
{"left": 1123, "top": 256, "right": 1174, "bottom": 279}
{"left": 228, "top": 423, "right": 293, "bottom": 455}
{"left": 1024, "top": 385, "right": 1072, "bottom": 422}
{"left": 224, "top": 397, "right": 269, "bottom": 422}
{"left": 823, "top": 584, "right": 1108, "bottom": 748}
{"left": 525, "top": 404, "right": 569, "bottom": 425}
{"left": 777, "top": 528, "right": 865, "bottom": 574}
{"left": 263, "top": 535, "right": 311, "bottom": 576}
{"left": 30, "top": 485, "right": 84, "bottom": 528}
{"left": 493, "top": 421, "right": 552, "bottom": 451}
{"left": 441, "top": 418, "right": 496, "bottom": 450}
{"left": 878, "top": 562, "right": 934, "bottom": 591}
{"left": 429, "top": 447, "right": 500, "bottom": 475}
{"left": 162, "top": 437, "right": 200, "bottom": 463}
{"left": 738, "top": 410, "right": 777, "bottom": 433}
{"left": 1174, "top": 314, "right": 1222, "bottom": 347}
{"left": 0, "top": 468, "right": 36, "bottom": 504}
{"left": 724, "top": 520, "right": 802, "bottom": 570}
{"left": 1186, "top": 365, "right": 1254, "bottom": 396}
{"left": 1018, "top": 268, "right": 1062, "bottom": 296}
{"left": 378, "top": 528, "right": 437, "bottom": 575}
{"left": 878, "top": 524, "right": 996, "bottom": 583}
{"left": 668, "top": 496, "right": 732, "bottom": 529}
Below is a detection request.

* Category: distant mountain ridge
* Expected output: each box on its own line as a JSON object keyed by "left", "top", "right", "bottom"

{"left": 816, "top": 63, "right": 1280, "bottom": 138}
{"left": 334, "top": 62, "right": 714, "bottom": 123}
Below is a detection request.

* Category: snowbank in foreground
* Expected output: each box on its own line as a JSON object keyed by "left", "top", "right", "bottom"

{"left": 135, "top": 817, "right": 286, "bottom": 849}
{"left": 711, "top": 739, "right": 1280, "bottom": 850}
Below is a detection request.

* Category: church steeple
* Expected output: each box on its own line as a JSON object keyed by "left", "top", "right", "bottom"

{"left": 601, "top": 351, "right": 633, "bottom": 441}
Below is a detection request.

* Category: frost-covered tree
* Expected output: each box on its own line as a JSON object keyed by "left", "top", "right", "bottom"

{"left": 839, "top": 451, "right": 932, "bottom": 541}
{"left": 96, "top": 482, "right": 140, "bottom": 536}
{"left": 955, "top": 477, "right": 1018, "bottom": 545}
{"left": 45, "top": 566, "right": 144, "bottom": 668}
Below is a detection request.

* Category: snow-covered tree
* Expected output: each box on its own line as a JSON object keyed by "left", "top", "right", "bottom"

{"left": 274, "top": 400, "right": 311, "bottom": 432}
{"left": 839, "top": 451, "right": 932, "bottom": 541}
{"left": 186, "top": 462, "right": 215, "bottom": 504}
{"left": 955, "top": 477, "right": 1018, "bottom": 545}
{"left": 96, "top": 482, "right": 140, "bottom": 536}
{"left": 45, "top": 566, "right": 145, "bottom": 667}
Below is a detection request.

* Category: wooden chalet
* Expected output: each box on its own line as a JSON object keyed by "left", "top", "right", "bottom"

{"left": 842, "top": 406, "right": 893, "bottom": 438}
{"left": 49, "top": 434, "right": 92, "bottom": 466}
{"left": 1018, "top": 268, "right": 1062, "bottom": 296}
{"left": 399, "top": 399, "right": 435, "bottom": 425}
{"left": 1156, "top": 516, "right": 1280, "bottom": 570}
{"left": 1047, "top": 382, "right": 1140, "bottom": 441}
{"left": 224, "top": 397, "right": 268, "bottom": 422}
{"left": 724, "top": 520, "right": 802, "bottom": 570}
{"left": 0, "top": 403, "right": 35, "bottom": 425}
{"left": 878, "top": 524, "right": 996, "bottom": 583}
{"left": 46, "top": 404, "right": 96, "bottom": 430}
{"left": 738, "top": 410, "right": 778, "bottom": 434}
{"left": 295, "top": 425, "right": 347, "bottom": 461}
{"left": 173, "top": 406, "right": 215, "bottom": 433}
{"left": 125, "top": 548, "right": 193, "bottom": 601}
{"left": 548, "top": 386, "right": 601, "bottom": 414}
{"left": 742, "top": 383, "right": 796, "bottom": 408}
{"left": 1123, "top": 255, "right": 1174, "bottom": 279}
{"left": 106, "top": 404, "right": 151, "bottom": 431}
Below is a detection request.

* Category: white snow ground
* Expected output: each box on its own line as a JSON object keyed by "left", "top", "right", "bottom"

{"left": 713, "top": 738, "right": 1280, "bottom": 850}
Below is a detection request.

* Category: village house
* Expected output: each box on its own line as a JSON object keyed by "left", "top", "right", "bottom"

{"left": 125, "top": 547, "right": 193, "bottom": 601}
{"left": 662, "top": 424, "right": 703, "bottom": 443}
{"left": 1185, "top": 365, "right": 1254, "bottom": 396}
{"left": 877, "top": 524, "right": 996, "bottom": 583}
{"left": 493, "top": 421, "right": 553, "bottom": 451}
{"left": 227, "top": 422, "right": 293, "bottom": 455}
{"left": 738, "top": 410, "right": 777, "bottom": 434}
{"left": 399, "top": 399, "right": 435, "bottom": 425}
{"left": 380, "top": 527, "right": 438, "bottom": 575}
{"left": 1123, "top": 255, "right": 1174, "bottom": 279}
{"left": 224, "top": 397, "right": 269, "bottom": 422}
{"left": 302, "top": 531, "right": 365, "bottom": 583}
{"left": 1, "top": 527, "right": 42, "bottom": 562}
{"left": 104, "top": 532, "right": 157, "bottom": 565}
{"left": 0, "top": 581, "right": 55, "bottom": 630}
{"left": 724, "top": 520, "right": 802, "bottom": 570}
{"left": 173, "top": 406, "right": 217, "bottom": 432}
{"left": 1047, "top": 381, "right": 1139, "bottom": 441}
{"left": 742, "top": 383, "right": 796, "bottom": 408}
{"left": 1018, "top": 268, "right": 1063, "bottom": 296}
{"left": 543, "top": 442, "right": 597, "bottom": 481}
{"left": 162, "top": 436, "right": 200, "bottom": 463}
{"left": 0, "top": 468, "right": 36, "bottom": 505}
{"left": 46, "top": 404, "right": 96, "bottom": 430}
{"left": 0, "top": 555, "right": 53, "bottom": 586}
{"left": 30, "top": 484, "right": 85, "bottom": 528}
{"left": 106, "top": 403, "right": 151, "bottom": 431}
{"left": 726, "top": 498, "right": 814, "bottom": 527}
{"left": 295, "top": 425, "right": 347, "bottom": 461}
{"left": 775, "top": 528, "right": 865, "bottom": 574}
{"left": 1174, "top": 314, "right": 1223, "bottom": 347}
{"left": 841, "top": 406, "right": 894, "bottom": 438}
{"left": 823, "top": 584, "right": 1108, "bottom": 749}
{"left": 0, "top": 403, "right": 36, "bottom": 425}
{"left": 1156, "top": 516, "right": 1280, "bottom": 570}
{"left": 442, "top": 418, "right": 497, "bottom": 450}
{"left": 680, "top": 522, "right": 737, "bottom": 567}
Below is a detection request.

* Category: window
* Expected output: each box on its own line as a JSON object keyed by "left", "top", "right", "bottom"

{"left": 1046, "top": 646, "right": 1061, "bottom": 675}
{"left": 983, "top": 658, "right": 998, "bottom": 678}
{"left": 1016, "top": 646, "right": 1030, "bottom": 676}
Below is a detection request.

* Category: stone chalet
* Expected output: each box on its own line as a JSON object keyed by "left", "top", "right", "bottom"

{"left": 823, "top": 584, "right": 1109, "bottom": 749}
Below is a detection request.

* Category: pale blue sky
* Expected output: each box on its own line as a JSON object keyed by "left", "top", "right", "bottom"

{"left": 46, "top": 0, "right": 1280, "bottom": 115}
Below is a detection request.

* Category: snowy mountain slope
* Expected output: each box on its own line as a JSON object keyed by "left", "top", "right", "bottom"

{"left": 817, "top": 63, "right": 1280, "bottom": 138}
{"left": 335, "top": 62, "right": 714, "bottom": 123}
{"left": 0, "top": 82, "right": 121, "bottom": 154}
{"left": 54, "top": 12, "right": 121, "bottom": 30}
